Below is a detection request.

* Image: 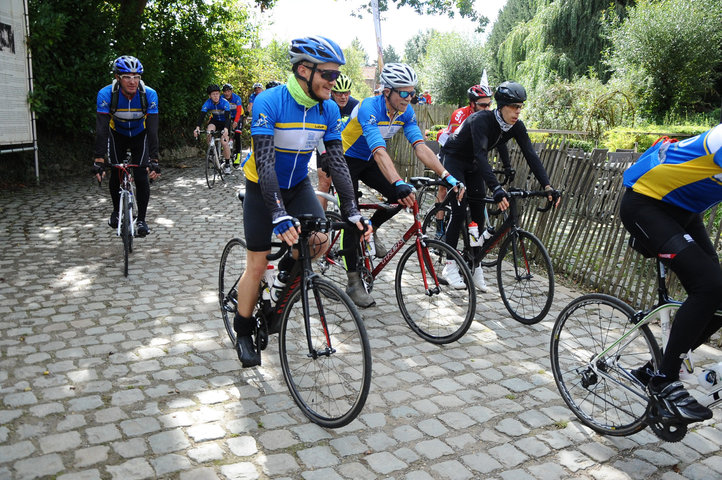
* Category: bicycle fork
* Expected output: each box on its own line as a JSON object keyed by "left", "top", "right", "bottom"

{"left": 301, "top": 273, "right": 334, "bottom": 359}
{"left": 415, "top": 238, "right": 441, "bottom": 296}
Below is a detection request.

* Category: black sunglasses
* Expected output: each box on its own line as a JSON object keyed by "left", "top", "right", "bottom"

{"left": 392, "top": 88, "right": 415, "bottom": 99}
{"left": 302, "top": 64, "right": 341, "bottom": 82}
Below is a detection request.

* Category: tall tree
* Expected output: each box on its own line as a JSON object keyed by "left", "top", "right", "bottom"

{"left": 607, "top": 0, "right": 722, "bottom": 120}
{"left": 349, "top": 0, "right": 488, "bottom": 31}
{"left": 404, "top": 29, "right": 435, "bottom": 67}
{"left": 383, "top": 45, "right": 401, "bottom": 64}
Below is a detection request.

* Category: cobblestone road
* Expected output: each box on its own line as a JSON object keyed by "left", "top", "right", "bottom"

{"left": 1, "top": 166, "right": 721, "bottom": 480}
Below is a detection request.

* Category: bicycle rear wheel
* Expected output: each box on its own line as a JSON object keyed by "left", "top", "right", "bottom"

{"left": 550, "top": 294, "right": 661, "bottom": 436}
{"left": 279, "top": 277, "right": 371, "bottom": 428}
{"left": 206, "top": 145, "right": 217, "bottom": 188}
{"left": 219, "top": 238, "right": 247, "bottom": 345}
{"left": 421, "top": 204, "right": 451, "bottom": 243}
{"left": 497, "top": 230, "right": 554, "bottom": 324}
{"left": 396, "top": 238, "right": 476, "bottom": 344}
{"left": 120, "top": 193, "right": 131, "bottom": 277}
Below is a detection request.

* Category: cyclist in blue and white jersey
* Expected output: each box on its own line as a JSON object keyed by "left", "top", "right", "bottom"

{"left": 222, "top": 83, "right": 244, "bottom": 165}
{"left": 233, "top": 36, "right": 369, "bottom": 368}
{"left": 193, "top": 84, "right": 232, "bottom": 174}
{"left": 340, "top": 62, "right": 462, "bottom": 307}
{"left": 92, "top": 55, "right": 160, "bottom": 237}
{"left": 622, "top": 124, "right": 722, "bottom": 423}
{"left": 317, "top": 73, "right": 359, "bottom": 209}
{"left": 247, "top": 82, "right": 263, "bottom": 117}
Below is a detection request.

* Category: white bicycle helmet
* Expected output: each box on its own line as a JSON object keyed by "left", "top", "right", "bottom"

{"left": 379, "top": 63, "right": 418, "bottom": 88}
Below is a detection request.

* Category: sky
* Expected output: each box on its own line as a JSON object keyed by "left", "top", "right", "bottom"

{"left": 258, "top": 0, "right": 508, "bottom": 59}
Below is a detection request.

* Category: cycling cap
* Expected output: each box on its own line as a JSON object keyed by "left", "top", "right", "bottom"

{"left": 468, "top": 84, "right": 493, "bottom": 101}
{"left": 253, "top": 82, "right": 263, "bottom": 89}
{"left": 265, "top": 81, "right": 282, "bottom": 89}
{"left": 332, "top": 73, "right": 352, "bottom": 92}
{"left": 207, "top": 84, "right": 221, "bottom": 94}
{"left": 222, "top": 83, "right": 233, "bottom": 91}
{"left": 113, "top": 55, "right": 143, "bottom": 75}
{"left": 380, "top": 63, "right": 418, "bottom": 88}
{"left": 289, "top": 36, "right": 346, "bottom": 65}
{"left": 494, "top": 81, "right": 527, "bottom": 106}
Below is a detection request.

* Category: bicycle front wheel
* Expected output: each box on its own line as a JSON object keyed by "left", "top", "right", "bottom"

{"left": 219, "top": 238, "right": 247, "bottom": 345}
{"left": 396, "top": 238, "right": 476, "bottom": 344}
{"left": 120, "top": 193, "right": 131, "bottom": 277}
{"left": 206, "top": 145, "right": 217, "bottom": 188}
{"left": 550, "top": 294, "right": 661, "bottom": 436}
{"left": 497, "top": 230, "right": 554, "bottom": 324}
{"left": 278, "top": 277, "right": 371, "bottom": 428}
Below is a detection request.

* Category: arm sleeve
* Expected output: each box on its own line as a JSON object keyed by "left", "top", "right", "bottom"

{"left": 513, "top": 122, "right": 550, "bottom": 186}
{"left": 497, "top": 143, "right": 511, "bottom": 169}
{"left": 145, "top": 113, "right": 159, "bottom": 160}
{"left": 253, "top": 133, "right": 288, "bottom": 222}
{"left": 325, "top": 140, "right": 360, "bottom": 219}
{"left": 470, "top": 122, "right": 501, "bottom": 191}
{"left": 196, "top": 111, "right": 207, "bottom": 129}
{"left": 93, "top": 113, "right": 111, "bottom": 158}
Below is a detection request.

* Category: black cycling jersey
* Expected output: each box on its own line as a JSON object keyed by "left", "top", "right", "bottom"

{"left": 441, "top": 110, "right": 549, "bottom": 191}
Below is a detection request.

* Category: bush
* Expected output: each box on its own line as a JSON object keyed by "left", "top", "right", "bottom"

{"left": 603, "top": 124, "right": 711, "bottom": 152}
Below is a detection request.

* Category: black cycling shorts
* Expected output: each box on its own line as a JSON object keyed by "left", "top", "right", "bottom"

{"left": 243, "top": 177, "right": 325, "bottom": 251}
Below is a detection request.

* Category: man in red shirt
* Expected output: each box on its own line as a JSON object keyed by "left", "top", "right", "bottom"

{"left": 437, "top": 84, "right": 493, "bottom": 144}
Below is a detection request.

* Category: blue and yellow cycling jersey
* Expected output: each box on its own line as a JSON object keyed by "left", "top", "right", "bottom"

{"left": 96, "top": 84, "right": 159, "bottom": 137}
{"left": 245, "top": 85, "right": 343, "bottom": 188}
{"left": 342, "top": 94, "right": 424, "bottom": 161}
{"left": 224, "top": 92, "right": 244, "bottom": 116}
{"left": 623, "top": 124, "right": 722, "bottom": 213}
{"left": 200, "top": 97, "right": 231, "bottom": 123}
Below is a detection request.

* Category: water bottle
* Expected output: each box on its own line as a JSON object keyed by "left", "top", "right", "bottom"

{"left": 365, "top": 221, "right": 376, "bottom": 257}
{"left": 482, "top": 226, "right": 493, "bottom": 241}
{"left": 698, "top": 361, "right": 722, "bottom": 391}
{"left": 468, "top": 221, "right": 481, "bottom": 246}
{"left": 262, "top": 264, "right": 276, "bottom": 301}
{"left": 270, "top": 270, "right": 290, "bottom": 303}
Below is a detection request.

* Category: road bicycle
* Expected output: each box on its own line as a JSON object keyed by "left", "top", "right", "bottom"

{"left": 106, "top": 153, "right": 138, "bottom": 277}
{"left": 550, "top": 245, "right": 722, "bottom": 442}
{"left": 317, "top": 191, "right": 476, "bottom": 344}
{"left": 422, "top": 181, "right": 559, "bottom": 324}
{"left": 219, "top": 198, "right": 371, "bottom": 428}
{"left": 418, "top": 169, "right": 514, "bottom": 268}
{"left": 204, "top": 130, "right": 226, "bottom": 188}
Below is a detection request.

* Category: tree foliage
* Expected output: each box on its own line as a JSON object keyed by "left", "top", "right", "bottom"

{"left": 403, "top": 29, "right": 435, "bottom": 67}
{"left": 607, "top": 0, "right": 722, "bottom": 121}
{"left": 27, "top": 0, "right": 264, "bottom": 145}
{"left": 417, "top": 32, "right": 488, "bottom": 106}
{"left": 349, "top": 0, "right": 488, "bottom": 31}
{"left": 343, "top": 41, "right": 374, "bottom": 100}
{"left": 383, "top": 45, "right": 401, "bottom": 64}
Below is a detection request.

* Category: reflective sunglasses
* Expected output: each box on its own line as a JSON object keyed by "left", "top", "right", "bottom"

{"left": 393, "top": 88, "right": 415, "bottom": 99}
{"left": 506, "top": 103, "right": 524, "bottom": 110}
{"left": 120, "top": 74, "right": 141, "bottom": 81}
{"left": 475, "top": 101, "right": 492, "bottom": 108}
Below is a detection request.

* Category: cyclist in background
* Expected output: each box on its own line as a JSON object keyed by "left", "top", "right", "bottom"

{"left": 234, "top": 36, "right": 369, "bottom": 368}
{"left": 317, "top": 73, "right": 359, "bottom": 209}
{"left": 193, "top": 84, "right": 232, "bottom": 174}
{"left": 440, "top": 81, "right": 558, "bottom": 290}
{"left": 222, "top": 83, "right": 244, "bottom": 165}
{"left": 341, "top": 62, "right": 462, "bottom": 307}
{"left": 247, "top": 82, "right": 263, "bottom": 116}
{"left": 92, "top": 55, "right": 160, "bottom": 237}
{"left": 621, "top": 124, "right": 722, "bottom": 423}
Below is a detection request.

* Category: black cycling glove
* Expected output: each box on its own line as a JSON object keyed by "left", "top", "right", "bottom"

{"left": 394, "top": 179, "right": 414, "bottom": 200}
{"left": 149, "top": 161, "right": 161, "bottom": 174}
{"left": 493, "top": 185, "right": 509, "bottom": 203}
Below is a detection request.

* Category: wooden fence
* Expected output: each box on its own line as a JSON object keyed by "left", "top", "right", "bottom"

{"left": 391, "top": 115, "right": 722, "bottom": 308}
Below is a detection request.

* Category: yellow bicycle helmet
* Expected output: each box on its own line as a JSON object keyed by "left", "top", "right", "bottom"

{"left": 332, "top": 73, "right": 352, "bottom": 93}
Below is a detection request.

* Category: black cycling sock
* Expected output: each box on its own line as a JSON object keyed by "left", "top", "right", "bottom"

{"left": 234, "top": 312, "right": 253, "bottom": 336}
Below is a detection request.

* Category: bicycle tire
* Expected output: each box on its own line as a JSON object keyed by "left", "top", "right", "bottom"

{"left": 205, "top": 144, "right": 217, "bottom": 189}
{"left": 497, "top": 230, "right": 554, "bottom": 324}
{"left": 120, "top": 193, "right": 131, "bottom": 277}
{"left": 416, "top": 183, "right": 440, "bottom": 218}
{"left": 219, "top": 238, "right": 247, "bottom": 346}
{"left": 550, "top": 293, "right": 661, "bottom": 436}
{"left": 395, "top": 238, "right": 476, "bottom": 344}
{"left": 316, "top": 211, "right": 348, "bottom": 285}
{"left": 216, "top": 143, "right": 225, "bottom": 183}
{"left": 278, "top": 277, "right": 371, "bottom": 428}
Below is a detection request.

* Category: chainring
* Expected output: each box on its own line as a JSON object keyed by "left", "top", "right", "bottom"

{"left": 647, "top": 403, "right": 688, "bottom": 442}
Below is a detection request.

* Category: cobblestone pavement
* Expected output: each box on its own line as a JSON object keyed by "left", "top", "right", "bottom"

{"left": 1, "top": 165, "right": 721, "bottom": 480}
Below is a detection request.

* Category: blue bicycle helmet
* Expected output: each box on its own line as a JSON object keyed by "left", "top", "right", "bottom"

{"left": 289, "top": 36, "right": 346, "bottom": 65}
{"left": 113, "top": 55, "right": 143, "bottom": 75}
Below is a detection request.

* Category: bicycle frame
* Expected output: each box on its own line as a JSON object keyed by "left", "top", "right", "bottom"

{"left": 114, "top": 162, "right": 138, "bottom": 238}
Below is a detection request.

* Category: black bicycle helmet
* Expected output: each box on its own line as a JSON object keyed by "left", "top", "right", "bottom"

{"left": 494, "top": 81, "right": 527, "bottom": 107}
{"left": 265, "top": 81, "right": 282, "bottom": 89}
{"left": 207, "top": 84, "right": 221, "bottom": 94}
